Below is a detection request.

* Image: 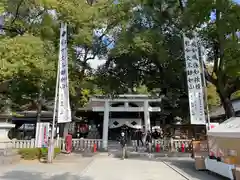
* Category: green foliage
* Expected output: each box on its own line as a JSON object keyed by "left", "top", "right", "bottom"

{"left": 0, "top": 35, "right": 56, "bottom": 110}
{"left": 183, "top": 0, "right": 240, "bottom": 117}
{"left": 0, "top": 35, "right": 55, "bottom": 81}
{"left": 0, "top": 0, "right": 116, "bottom": 111}
{"left": 95, "top": 0, "right": 189, "bottom": 119}
{"left": 39, "top": 147, "right": 61, "bottom": 159}
{"left": 3, "top": 0, "right": 239, "bottom": 119}
{"left": 94, "top": 0, "right": 240, "bottom": 119}
{"left": 18, "top": 148, "right": 41, "bottom": 160}
{"left": 18, "top": 147, "right": 61, "bottom": 160}
{"left": 231, "top": 90, "right": 240, "bottom": 100}
{"left": 207, "top": 83, "right": 221, "bottom": 109}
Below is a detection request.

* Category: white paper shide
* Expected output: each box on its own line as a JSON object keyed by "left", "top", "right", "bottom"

{"left": 184, "top": 35, "right": 205, "bottom": 124}
{"left": 57, "top": 23, "right": 71, "bottom": 123}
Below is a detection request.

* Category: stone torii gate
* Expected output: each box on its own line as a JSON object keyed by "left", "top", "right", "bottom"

{"left": 90, "top": 94, "right": 162, "bottom": 150}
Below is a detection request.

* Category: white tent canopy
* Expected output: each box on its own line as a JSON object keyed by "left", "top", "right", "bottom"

{"left": 207, "top": 117, "right": 240, "bottom": 138}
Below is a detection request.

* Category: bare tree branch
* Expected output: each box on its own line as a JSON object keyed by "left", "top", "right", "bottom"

{"left": 11, "top": 0, "right": 24, "bottom": 24}
{"left": 203, "top": 61, "right": 217, "bottom": 85}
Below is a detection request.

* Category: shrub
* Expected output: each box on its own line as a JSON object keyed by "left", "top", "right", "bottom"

{"left": 18, "top": 148, "right": 41, "bottom": 160}
{"left": 40, "top": 147, "right": 61, "bottom": 159}
{"left": 54, "top": 147, "right": 61, "bottom": 156}
{"left": 18, "top": 147, "right": 61, "bottom": 160}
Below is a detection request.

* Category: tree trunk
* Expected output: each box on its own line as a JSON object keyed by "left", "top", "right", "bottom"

{"left": 219, "top": 93, "right": 235, "bottom": 118}
{"left": 35, "top": 89, "right": 42, "bottom": 138}
{"left": 36, "top": 89, "right": 43, "bottom": 122}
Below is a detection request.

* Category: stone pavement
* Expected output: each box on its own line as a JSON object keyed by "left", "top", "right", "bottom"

{"left": 81, "top": 157, "right": 187, "bottom": 180}
{"left": 81, "top": 156, "right": 226, "bottom": 180}
{"left": 0, "top": 154, "right": 225, "bottom": 180}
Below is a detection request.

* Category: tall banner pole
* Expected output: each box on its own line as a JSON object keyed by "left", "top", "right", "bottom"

{"left": 47, "top": 22, "right": 71, "bottom": 163}
{"left": 47, "top": 49, "right": 60, "bottom": 163}
{"left": 198, "top": 43, "right": 211, "bottom": 130}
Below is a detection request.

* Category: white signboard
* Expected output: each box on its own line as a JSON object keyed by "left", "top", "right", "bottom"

{"left": 35, "top": 122, "right": 50, "bottom": 148}
{"left": 57, "top": 23, "right": 72, "bottom": 123}
{"left": 184, "top": 35, "right": 205, "bottom": 124}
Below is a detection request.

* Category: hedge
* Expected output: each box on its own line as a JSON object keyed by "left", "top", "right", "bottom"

{"left": 18, "top": 147, "right": 61, "bottom": 160}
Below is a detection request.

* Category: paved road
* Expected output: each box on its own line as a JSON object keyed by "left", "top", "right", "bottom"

{"left": 0, "top": 155, "right": 225, "bottom": 180}
{"left": 81, "top": 157, "right": 187, "bottom": 180}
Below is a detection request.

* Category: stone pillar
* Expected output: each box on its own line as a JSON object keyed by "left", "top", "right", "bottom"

{"left": 0, "top": 99, "right": 16, "bottom": 148}
{"left": 144, "top": 100, "right": 150, "bottom": 133}
{"left": 0, "top": 122, "right": 15, "bottom": 148}
{"left": 102, "top": 100, "right": 109, "bottom": 150}
{"left": 124, "top": 102, "right": 129, "bottom": 108}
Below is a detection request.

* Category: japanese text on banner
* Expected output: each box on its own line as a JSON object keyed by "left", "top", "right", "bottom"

{"left": 184, "top": 35, "right": 205, "bottom": 124}
{"left": 57, "top": 23, "right": 71, "bottom": 123}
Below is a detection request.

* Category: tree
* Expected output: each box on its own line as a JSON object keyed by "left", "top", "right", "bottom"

{"left": 182, "top": 0, "right": 240, "bottom": 118}
{"left": 95, "top": 0, "right": 240, "bottom": 119}
{"left": 207, "top": 82, "right": 221, "bottom": 109}
{"left": 95, "top": 0, "right": 191, "bottom": 121}
{"left": 0, "top": 35, "right": 56, "bottom": 110}
{"left": 0, "top": 0, "right": 118, "bottom": 112}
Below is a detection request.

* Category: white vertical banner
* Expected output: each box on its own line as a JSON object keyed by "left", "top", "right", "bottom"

{"left": 57, "top": 22, "right": 72, "bottom": 123}
{"left": 35, "top": 122, "right": 50, "bottom": 148}
{"left": 184, "top": 35, "right": 205, "bottom": 124}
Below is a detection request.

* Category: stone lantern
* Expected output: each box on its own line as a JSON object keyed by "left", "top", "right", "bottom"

{"left": 0, "top": 81, "right": 16, "bottom": 148}
{"left": 0, "top": 100, "right": 15, "bottom": 148}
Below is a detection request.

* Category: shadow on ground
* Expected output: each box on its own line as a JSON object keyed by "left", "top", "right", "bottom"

{"left": 71, "top": 151, "right": 97, "bottom": 157}
{"left": 0, "top": 171, "right": 93, "bottom": 180}
{"left": 57, "top": 151, "right": 98, "bottom": 158}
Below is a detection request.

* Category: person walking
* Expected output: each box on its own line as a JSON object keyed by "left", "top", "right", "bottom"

{"left": 145, "top": 130, "right": 152, "bottom": 154}
{"left": 152, "top": 129, "right": 160, "bottom": 139}
{"left": 131, "top": 129, "right": 138, "bottom": 151}
{"left": 119, "top": 131, "right": 127, "bottom": 159}
{"left": 136, "top": 129, "right": 144, "bottom": 151}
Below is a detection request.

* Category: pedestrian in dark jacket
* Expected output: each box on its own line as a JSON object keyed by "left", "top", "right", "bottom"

{"left": 136, "top": 129, "right": 144, "bottom": 147}
{"left": 152, "top": 129, "right": 160, "bottom": 139}
{"left": 119, "top": 131, "right": 127, "bottom": 159}
{"left": 145, "top": 130, "right": 152, "bottom": 153}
